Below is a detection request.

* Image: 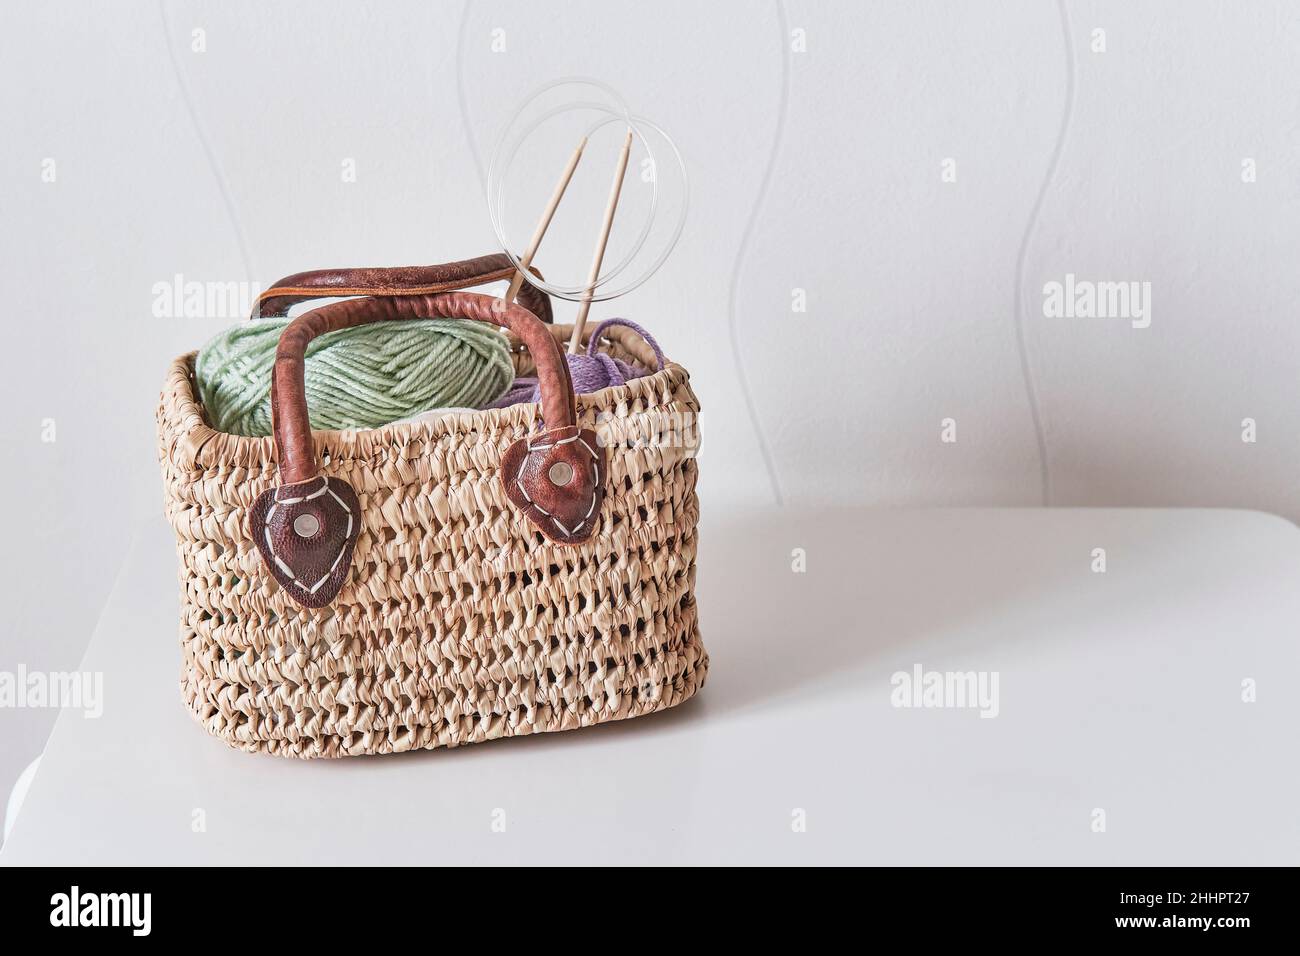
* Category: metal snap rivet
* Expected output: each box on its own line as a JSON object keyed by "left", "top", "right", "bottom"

{"left": 548, "top": 461, "right": 574, "bottom": 486}
{"left": 293, "top": 513, "right": 321, "bottom": 538}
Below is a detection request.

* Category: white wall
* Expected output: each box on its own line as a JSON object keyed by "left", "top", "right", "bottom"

{"left": 2, "top": 0, "right": 1297, "bottom": 801}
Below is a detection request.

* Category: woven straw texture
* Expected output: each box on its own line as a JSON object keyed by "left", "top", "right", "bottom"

{"left": 156, "top": 322, "right": 706, "bottom": 758}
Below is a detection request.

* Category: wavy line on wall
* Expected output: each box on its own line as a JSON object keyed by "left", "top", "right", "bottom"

{"left": 455, "top": 0, "right": 487, "bottom": 194}
{"left": 157, "top": 1, "right": 255, "bottom": 280}
{"left": 1012, "top": 0, "right": 1075, "bottom": 506}
{"left": 725, "top": 0, "right": 791, "bottom": 506}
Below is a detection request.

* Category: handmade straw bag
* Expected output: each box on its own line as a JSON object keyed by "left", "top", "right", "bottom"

{"left": 156, "top": 255, "right": 707, "bottom": 758}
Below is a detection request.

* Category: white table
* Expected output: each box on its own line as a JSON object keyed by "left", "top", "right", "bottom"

{"left": 3, "top": 508, "right": 1297, "bottom": 865}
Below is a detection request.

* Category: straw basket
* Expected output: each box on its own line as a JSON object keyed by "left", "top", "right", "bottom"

{"left": 156, "top": 277, "right": 706, "bottom": 758}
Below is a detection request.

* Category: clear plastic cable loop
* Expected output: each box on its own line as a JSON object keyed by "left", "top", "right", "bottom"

{"left": 490, "top": 104, "right": 657, "bottom": 298}
{"left": 486, "top": 79, "right": 689, "bottom": 304}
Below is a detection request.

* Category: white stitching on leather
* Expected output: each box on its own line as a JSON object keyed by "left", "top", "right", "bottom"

{"left": 516, "top": 431, "right": 600, "bottom": 537}
{"left": 264, "top": 476, "right": 354, "bottom": 595}
{"left": 276, "top": 481, "right": 330, "bottom": 506}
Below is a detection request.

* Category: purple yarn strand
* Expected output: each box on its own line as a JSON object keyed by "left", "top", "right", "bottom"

{"left": 483, "top": 377, "right": 540, "bottom": 409}
{"left": 586, "top": 318, "right": 665, "bottom": 370}
{"left": 482, "top": 318, "right": 666, "bottom": 410}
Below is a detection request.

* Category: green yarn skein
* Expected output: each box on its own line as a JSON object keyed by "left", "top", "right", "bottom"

{"left": 195, "top": 317, "right": 515, "bottom": 437}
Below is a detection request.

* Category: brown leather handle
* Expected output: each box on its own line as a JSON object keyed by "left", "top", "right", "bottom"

{"left": 250, "top": 290, "right": 606, "bottom": 606}
{"left": 253, "top": 253, "right": 554, "bottom": 324}
{"left": 270, "top": 292, "right": 576, "bottom": 484}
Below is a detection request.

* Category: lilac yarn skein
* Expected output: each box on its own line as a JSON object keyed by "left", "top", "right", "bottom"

{"left": 484, "top": 318, "right": 665, "bottom": 409}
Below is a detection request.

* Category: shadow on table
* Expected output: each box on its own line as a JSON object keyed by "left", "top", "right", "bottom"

{"left": 696, "top": 505, "right": 1253, "bottom": 717}
{"left": 366, "top": 505, "right": 1226, "bottom": 764}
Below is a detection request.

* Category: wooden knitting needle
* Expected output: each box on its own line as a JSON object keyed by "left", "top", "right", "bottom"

{"left": 501, "top": 136, "right": 588, "bottom": 307}
{"left": 569, "top": 128, "right": 633, "bottom": 354}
